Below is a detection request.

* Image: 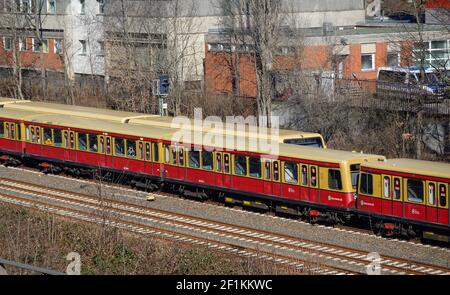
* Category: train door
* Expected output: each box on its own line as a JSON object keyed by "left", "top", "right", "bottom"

{"left": 222, "top": 153, "right": 231, "bottom": 188}
{"left": 392, "top": 177, "right": 403, "bottom": 217}
{"left": 381, "top": 175, "right": 393, "bottom": 215}
{"left": 272, "top": 160, "right": 281, "bottom": 196}
{"left": 426, "top": 181, "right": 438, "bottom": 223}
{"left": 214, "top": 152, "right": 223, "bottom": 187}
{"left": 437, "top": 183, "right": 448, "bottom": 225}
{"left": 152, "top": 142, "right": 162, "bottom": 176}
{"left": 104, "top": 136, "right": 113, "bottom": 168}
{"left": 96, "top": 135, "right": 106, "bottom": 167}
{"left": 177, "top": 146, "right": 186, "bottom": 180}
{"left": 309, "top": 165, "right": 319, "bottom": 203}
{"left": 63, "top": 130, "right": 70, "bottom": 161}
{"left": 299, "top": 164, "right": 310, "bottom": 202}
{"left": 262, "top": 159, "right": 272, "bottom": 195}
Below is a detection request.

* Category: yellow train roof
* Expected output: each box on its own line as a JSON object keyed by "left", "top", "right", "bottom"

{"left": 0, "top": 107, "right": 382, "bottom": 164}
{"left": 0, "top": 97, "right": 324, "bottom": 142}
{"left": 362, "top": 158, "right": 450, "bottom": 180}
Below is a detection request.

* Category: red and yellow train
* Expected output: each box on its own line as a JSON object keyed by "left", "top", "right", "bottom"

{"left": 0, "top": 98, "right": 448, "bottom": 243}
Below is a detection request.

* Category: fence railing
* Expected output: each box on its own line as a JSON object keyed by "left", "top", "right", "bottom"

{"left": 0, "top": 258, "right": 65, "bottom": 275}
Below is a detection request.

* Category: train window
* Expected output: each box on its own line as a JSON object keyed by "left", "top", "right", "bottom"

{"left": 5, "top": 123, "right": 9, "bottom": 138}
{"left": 126, "top": 139, "right": 136, "bottom": 158}
{"left": 224, "top": 153, "right": 230, "bottom": 173}
{"left": 359, "top": 173, "right": 373, "bottom": 195}
{"left": 137, "top": 142, "right": 144, "bottom": 160}
{"left": 152, "top": 143, "right": 159, "bottom": 162}
{"left": 178, "top": 148, "right": 184, "bottom": 166}
{"left": 383, "top": 176, "right": 391, "bottom": 199}
{"left": 249, "top": 157, "right": 261, "bottom": 178}
{"left": 234, "top": 154, "right": 247, "bottom": 176}
{"left": 69, "top": 132, "right": 74, "bottom": 148}
{"left": 407, "top": 179, "right": 424, "bottom": 203}
{"left": 264, "top": 160, "right": 271, "bottom": 180}
{"left": 164, "top": 144, "right": 170, "bottom": 163}
{"left": 10, "top": 123, "right": 15, "bottom": 139}
{"left": 63, "top": 130, "right": 68, "bottom": 147}
{"left": 36, "top": 127, "right": 41, "bottom": 144}
{"left": 145, "top": 143, "right": 151, "bottom": 161}
{"left": 99, "top": 136, "right": 105, "bottom": 153}
{"left": 188, "top": 149, "right": 200, "bottom": 168}
{"left": 17, "top": 124, "right": 21, "bottom": 140}
{"left": 25, "top": 126, "right": 30, "bottom": 141}
{"left": 106, "top": 137, "right": 111, "bottom": 154}
{"left": 216, "top": 153, "right": 222, "bottom": 172}
{"left": 328, "top": 169, "right": 343, "bottom": 191}
{"left": 273, "top": 161, "right": 279, "bottom": 181}
{"left": 428, "top": 183, "right": 436, "bottom": 206}
{"left": 54, "top": 129, "right": 62, "bottom": 147}
{"left": 0, "top": 121, "right": 4, "bottom": 137}
{"left": 284, "top": 162, "right": 298, "bottom": 184}
{"left": 310, "top": 167, "right": 317, "bottom": 186}
{"left": 114, "top": 138, "right": 125, "bottom": 156}
{"left": 78, "top": 133, "right": 87, "bottom": 151}
{"left": 439, "top": 184, "right": 447, "bottom": 207}
{"left": 88, "top": 134, "right": 98, "bottom": 152}
{"left": 44, "top": 128, "right": 52, "bottom": 145}
{"left": 202, "top": 150, "right": 213, "bottom": 171}
{"left": 394, "top": 178, "right": 401, "bottom": 200}
{"left": 171, "top": 146, "right": 178, "bottom": 165}
{"left": 350, "top": 164, "right": 360, "bottom": 189}
{"left": 301, "top": 165, "right": 308, "bottom": 186}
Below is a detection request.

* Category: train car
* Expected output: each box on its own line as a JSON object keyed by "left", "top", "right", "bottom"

{"left": 0, "top": 97, "right": 327, "bottom": 148}
{"left": 0, "top": 106, "right": 383, "bottom": 223}
{"left": 357, "top": 159, "right": 450, "bottom": 242}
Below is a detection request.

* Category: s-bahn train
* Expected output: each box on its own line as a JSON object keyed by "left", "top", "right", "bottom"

{"left": 0, "top": 98, "right": 448, "bottom": 243}
{"left": 0, "top": 98, "right": 327, "bottom": 148}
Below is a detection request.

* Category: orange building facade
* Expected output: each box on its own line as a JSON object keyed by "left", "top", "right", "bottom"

{"left": 0, "top": 36, "right": 65, "bottom": 72}
{"left": 203, "top": 26, "right": 447, "bottom": 99}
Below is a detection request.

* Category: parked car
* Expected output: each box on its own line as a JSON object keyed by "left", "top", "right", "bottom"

{"left": 376, "top": 66, "right": 449, "bottom": 101}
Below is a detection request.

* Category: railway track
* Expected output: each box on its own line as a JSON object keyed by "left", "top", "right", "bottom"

{"left": 0, "top": 177, "right": 449, "bottom": 275}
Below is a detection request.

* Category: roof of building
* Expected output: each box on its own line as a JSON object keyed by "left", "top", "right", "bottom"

{"left": 0, "top": 106, "right": 383, "bottom": 164}
{"left": 362, "top": 158, "right": 450, "bottom": 179}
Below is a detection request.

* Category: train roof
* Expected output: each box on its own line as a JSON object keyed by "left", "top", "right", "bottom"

{"left": 0, "top": 97, "right": 323, "bottom": 141}
{"left": 0, "top": 107, "right": 382, "bottom": 164}
{"left": 362, "top": 158, "right": 450, "bottom": 179}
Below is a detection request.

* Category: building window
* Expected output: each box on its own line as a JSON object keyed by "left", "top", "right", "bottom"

{"left": 54, "top": 39, "right": 63, "bottom": 54}
{"left": 41, "top": 39, "right": 48, "bottom": 53}
{"left": 32, "top": 37, "right": 40, "bottom": 52}
{"left": 79, "top": 40, "right": 86, "bottom": 55}
{"left": 80, "top": 0, "right": 85, "bottom": 14}
{"left": 387, "top": 53, "right": 400, "bottom": 67}
{"left": 47, "top": 0, "right": 56, "bottom": 14}
{"left": 361, "top": 54, "right": 375, "bottom": 71}
{"left": 414, "top": 40, "right": 450, "bottom": 69}
{"left": 98, "top": 41, "right": 104, "bottom": 55}
{"left": 19, "top": 37, "right": 28, "bottom": 51}
{"left": 97, "top": 0, "right": 104, "bottom": 14}
{"left": 3, "top": 37, "right": 12, "bottom": 51}
{"left": 21, "top": 0, "right": 32, "bottom": 13}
